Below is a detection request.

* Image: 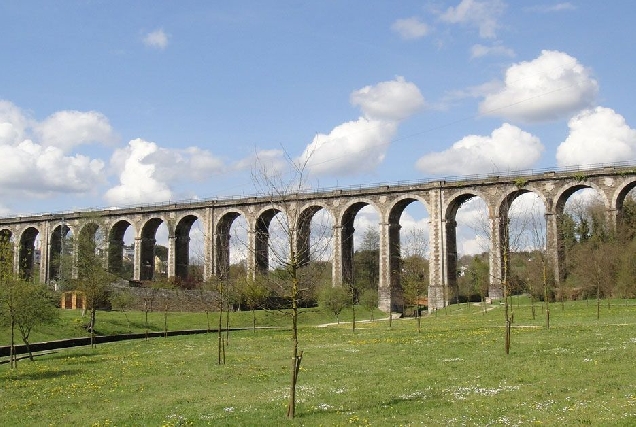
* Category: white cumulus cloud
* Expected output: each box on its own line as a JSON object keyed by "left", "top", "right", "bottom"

{"left": 350, "top": 76, "right": 425, "bottom": 122}
{"left": 299, "top": 77, "right": 424, "bottom": 176}
{"left": 479, "top": 50, "right": 598, "bottom": 123}
{"left": 556, "top": 107, "right": 636, "bottom": 167}
{"left": 0, "top": 101, "right": 29, "bottom": 145}
{"left": 106, "top": 138, "right": 226, "bottom": 206}
{"left": 0, "top": 100, "right": 107, "bottom": 197}
{"left": 416, "top": 123, "right": 543, "bottom": 175}
{"left": 35, "top": 110, "right": 117, "bottom": 151}
{"left": 105, "top": 139, "right": 173, "bottom": 206}
{"left": 440, "top": 0, "right": 506, "bottom": 39}
{"left": 300, "top": 118, "right": 397, "bottom": 176}
{"left": 0, "top": 140, "right": 105, "bottom": 194}
{"left": 143, "top": 28, "right": 169, "bottom": 50}
{"left": 391, "top": 17, "right": 431, "bottom": 40}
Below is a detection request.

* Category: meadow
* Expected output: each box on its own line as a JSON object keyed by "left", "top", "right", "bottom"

{"left": 2, "top": 299, "right": 636, "bottom": 426}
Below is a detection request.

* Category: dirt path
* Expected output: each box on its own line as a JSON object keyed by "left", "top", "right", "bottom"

{"left": 316, "top": 313, "right": 401, "bottom": 328}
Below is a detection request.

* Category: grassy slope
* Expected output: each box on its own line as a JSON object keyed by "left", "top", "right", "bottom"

{"left": 0, "top": 305, "right": 385, "bottom": 345}
{"left": 1, "top": 299, "right": 636, "bottom": 425}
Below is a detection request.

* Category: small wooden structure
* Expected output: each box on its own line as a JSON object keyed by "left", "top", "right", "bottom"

{"left": 61, "top": 291, "right": 86, "bottom": 310}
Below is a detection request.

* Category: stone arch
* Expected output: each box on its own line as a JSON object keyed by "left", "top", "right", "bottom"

{"left": 552, "top": 182, "right": 609, "bottom": 284}
{"left": 254, "top": 206, "right": 283, "bottom": 274}
{"left": 339, "top": 199, "right": 381, "bottom": 286}
{"left": 494, "top": 188, "right": 549, "bottom": 296}
{"left": 74, "top": 222, "right": 102, "bottom": 280}
{"left": 216, "top": 210, "right": 248, "bottom": 278}
{"left": 387, "top": 194, "right": 430, "bottom": 311}
{"left": 613, "top": 177, "right": 636, "bottom": 220}
{"left": 107, "top": 219, "right": 134, "bottom": 277}
{"left": 19, "top": 226, "right": 40, "bottom": 280}
{"left": 497, "top": 187, "right": 548, "bottom": 248}
{"left": 174, "top": 214, "right": 199, "bottom": 279}
{"left": 443, "top": 191, "right": 489, "bottom": 301}
{"left": 140, "top": 217, "right": 166, "bottom": 281}
{"left": 554, "top": 182, "right": 610, "bottom": 214}
{"left": 49, "top": 221, "right": 73, "bottom": 282}
{"left": 296, "top": 203, "right": 335, "bottom": 267}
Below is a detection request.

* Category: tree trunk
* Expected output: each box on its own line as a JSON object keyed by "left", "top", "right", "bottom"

{"left": 10, "top": 317, "right": 16, "bottom": 368}
{"left": 164, "top": 303, "right": 168, "bottom": 338}
{"left": 24, "top": 338, "right": 33, "bottom": 362}
{"left": 90, "top": 307, "right": 96, "bottom": 348}
{"left": 596, "top": 285, "right": 601, "bottom": 320}
{"left": 225, "top": 306, "right": 230, "bottom": 346}
{"left": 287, "top": 276, "right": 301, "bottom": 419}
{"left": 144, "top": 302, "right": 149, "bottom": 340}
{"left": 505, "top": 319, "right": 511, "bottom": 355}
{"left": 352, "top": 304, "right": 356, "bottom": 333}
{"left": 218, "top": 307, "right": 224, "bottom": 365}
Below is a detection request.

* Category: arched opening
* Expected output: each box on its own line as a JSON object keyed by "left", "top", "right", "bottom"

{"left": 108, "top": 220, "right": 134, "bottom": 279}
{"left": 216, "top": 212, "right": 248, "bottom": 279}
{"left": 297, "top": 206, "right": 334, "bottom": 304}
{"left": 49, "top": 223, "right": 72, "bottom": 284}
{"left": 447, "top": 195, "right": 489, "bottom": 303}
{"left": 19, "top": 227, "right": 40, "bottom": 281}
{"left": 140, "top": 218, "right": 165, "bottom": 281}
{"left": 175, "top": 215, "right": 201, "bottom": 282}
{"left": 558, "top": 186, "right": 612, "bottom": 302}
{"left": 390, "top": 199, "right": 430, "bottom": 315}
{"left": 255, "top": 208, "right": 282, "bottom": 275}
{"left": 502, "top": 192, "right": 547, "bottom": 305}
{"left": 340, "top": 203, "right": 381, "bottom": 306}
{"left": 76, "top": 222, "right": 105, "bottom": 279}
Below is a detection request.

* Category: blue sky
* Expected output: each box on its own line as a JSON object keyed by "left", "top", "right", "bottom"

{"left": 0, "top": 0, "right": 634, "bottom": 222}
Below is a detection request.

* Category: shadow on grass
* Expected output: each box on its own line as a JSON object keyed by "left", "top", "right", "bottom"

{"left": 42, "top": 349, "right": 102, "bottom": 362}
{"left": 4, "top": 368, "right": 81, "bottom": 381}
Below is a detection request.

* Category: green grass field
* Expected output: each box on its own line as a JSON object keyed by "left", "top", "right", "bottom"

{"left": 2, "top": 299, "right": 636, "bottom": 426}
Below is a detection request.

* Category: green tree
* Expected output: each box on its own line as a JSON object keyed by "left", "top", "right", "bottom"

{"left": 401, "top": 254, "right": 428, "bottom": 333}
{"left": 319, "top": 285, "right": 350, "bottom": 324}
{"left": 353, "top": 227, "right": 380, "bottom": 293}
{"left": 239, "top": 275, "right": 269, "bottom": 332}
{"left": 111, "top": 287, "right": 135, "bottom": 332}
{"left": 14, "top": 282, "right": 58, "bottom": 360}
{"left": 359, "top": 288, "right": 379, "bottom": 321}
{"left": 72, "top": 221, "right": 115, "bottom": 348}
{"left": 0, "top": 277, "right": 22, "bottom": 368}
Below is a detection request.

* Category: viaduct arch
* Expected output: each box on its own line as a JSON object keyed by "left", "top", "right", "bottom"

{"left": 1, "top": 164, "right": 636, "bottom": 313}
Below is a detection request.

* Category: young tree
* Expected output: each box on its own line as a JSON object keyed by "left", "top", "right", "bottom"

{"left": 212, "top": 276, "right": 227, "bottom": 365}
{"left": 401, "top": 254, "right": 428, "bottom": 333}
{"left": 73, "top": 221, "right": 115, "bottom": 348}
{"left": 359, "top": 288, "right": 378, "bottom": 321}
{"left": 400, "top": 227, "right": 429, "bottom": 332}
{"left": 239, "top": 275, "right": 269, "bottom": 332}
{"left": 14, "top": 282, "right": 58, "bottom": 360}
{"left": 0, "top": 277, "right": 21, "bottom": 368}
{"left": 250, "top": 151, "right": 332, "bottom": 419}
{"left": 353, "top": 227, "right": 380, "bottom": 294}
{"left": 319, "top": 284, "right": 350, "bottom": 324}
{"left": 111, "top": 287, "right": 135, "bottom": 332}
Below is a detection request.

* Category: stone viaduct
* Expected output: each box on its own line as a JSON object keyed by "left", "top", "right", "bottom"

{"left": 1, "top": 164, "right": 635, "bottom": 312}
